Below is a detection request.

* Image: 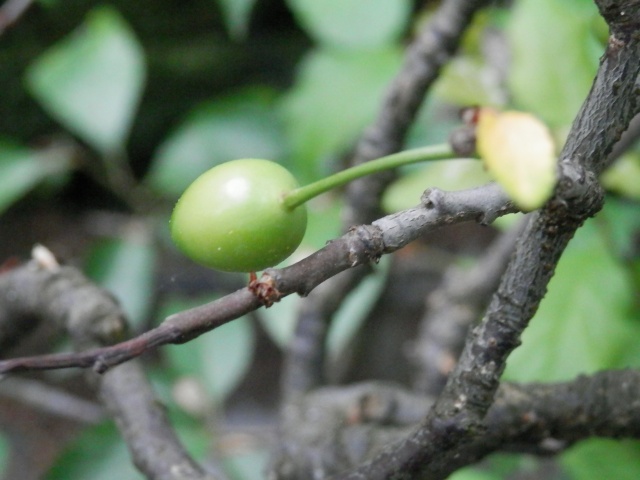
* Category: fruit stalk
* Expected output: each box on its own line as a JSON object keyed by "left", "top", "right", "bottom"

{"left": 281, "top": 144, "right": 456, "bottom": 210}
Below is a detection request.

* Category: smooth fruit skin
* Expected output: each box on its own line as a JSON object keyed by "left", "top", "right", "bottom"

{"left": 170, "top": 159, "right": 307, "bottom": 272}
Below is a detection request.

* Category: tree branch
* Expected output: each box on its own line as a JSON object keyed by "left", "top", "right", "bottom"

{"left": 91, "top": 362, "right": 221, "bottom": 480}
{"left": 410, "top": 218, "right": 527, "bottom": 396}
{"left": 344, "top": 0, "right": 491, "bottom": 226}
{"left": 0, "top": 250, "right": 220, "bottom": 480}
{"left": 0, "top": 184, "right": 515, "bottom": 375}
{"left": 268, "top": 370, "right": 640, "bottom": 477}
{"left": 280, "top": 266, "right": 370, "bottom": 397}
{"left": 336, "top": 1, "right": 640, "bottom": 477}
{"left": 0, "top": 377, "right": 105, "bottom": 424}
{"left": 281, "top": 0, "right": 491, "bottom": 399}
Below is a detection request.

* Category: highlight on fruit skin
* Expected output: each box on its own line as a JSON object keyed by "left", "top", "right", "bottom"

{"left": 170, "top": 158, "right": 308, "bottom": 273}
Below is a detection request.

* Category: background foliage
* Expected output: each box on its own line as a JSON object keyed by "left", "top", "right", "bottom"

{"left": 1, "top": 0, "right": 639, "bottom": 478}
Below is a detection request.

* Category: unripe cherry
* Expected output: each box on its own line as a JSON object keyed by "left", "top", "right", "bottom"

{"left": 170, "top": 159, "right": 307, "bottom": 272}
{"left": 171, "top": 144, "right": 456, "bottom": 273}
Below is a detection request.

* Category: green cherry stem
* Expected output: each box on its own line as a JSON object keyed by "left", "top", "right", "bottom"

{"left": 281, "top": 143, "right": 459, "bottom": 211}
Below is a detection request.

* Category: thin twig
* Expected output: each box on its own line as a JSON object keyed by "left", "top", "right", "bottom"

{"left": 344, "top": 0, "right": 492, "bottom": 226}
{"left": 0, "top": 377, "right": 105, "bottom": 424}
{"left": 0, "top": 183, "right": 515, "bottom": 375}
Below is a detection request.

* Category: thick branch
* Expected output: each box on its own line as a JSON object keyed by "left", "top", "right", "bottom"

{"left": 337, "top": 2, "right": 640, "bottom": 478}
{"left": 410, "top": 218, "right": 526, "bottom": 396}
{"left": 0, "top": 253, "right": 219, "bottom": 480}
{"left": 269, "top": 370, "right": 640, "bottom": 477}
{"left": 92, "top": 362, "right": 220, "bottom": 480}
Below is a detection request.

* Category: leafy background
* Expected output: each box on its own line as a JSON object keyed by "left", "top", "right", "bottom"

{"left": 0, "top": 0, "right": 639, "bottom": 479}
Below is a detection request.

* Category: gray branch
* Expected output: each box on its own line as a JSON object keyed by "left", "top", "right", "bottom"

{"left": 337, "top": 1, "right": 640, "bottom": 478}
{"left": 281, "top": 0, "right": 491, "bottom": 400}
{"left": 344, "top": 0, "right": 491, "bottom": 226}
{"left": 410, "top": 218, "right": 527, "bottom": 396}
{"left": 0, "top": 184, "right": 515, "bottom": 375}
{"left": 0, "top": 255, "right": 219, "bottom": 480}
{"left": 268, "top": 370, "right": 640, "bottom": 478}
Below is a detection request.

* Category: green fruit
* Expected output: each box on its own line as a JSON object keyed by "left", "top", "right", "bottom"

{"left": 170, "top": 159, "right": 308, "bottom": 272}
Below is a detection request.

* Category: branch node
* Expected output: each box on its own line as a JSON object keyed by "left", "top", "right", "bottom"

{"left": 421, "top": 187, "right": 445, "bottom": 209}
{"left": 478, "top": 210, "right": 497, "bottom": 225}
{"left": 553, "top": 159, "right": 605, "bottom": 219}
{"left": 31, "top": 244, "right": 60, "bottom": 272}
{"left": 249, "top": 272, "right": 282, "bottom": 308}
{"left": 349, "top": 224, "right": 384, "bottom": 265}
{"left": 93, "top": 357, "right": 109, "bottom": 374}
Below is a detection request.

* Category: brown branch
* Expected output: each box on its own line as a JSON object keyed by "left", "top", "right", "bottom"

{"left": 0, "top": 184, "right": 515, "bottom": 375}
{"left": 68, "top": 276, "right": 223, "bottom": 479}
{"left": 336, "top": 1, "right": 640, "bottom": 478}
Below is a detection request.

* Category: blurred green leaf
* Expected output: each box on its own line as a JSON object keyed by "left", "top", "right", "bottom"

{"left": 26, "top": 6, "right": 146, "bottom": 156}
{"left": 259, "top": 199, "right": 343, "bottom": 349}
{"left": 85, "top": 232, "right": 156, "bottom": 329}
{"left": 147, "top": 88, "right": 285, "bottom": 197}
{"left": 595, "top": 196, "right": 640, "bottom": 260}
{"left": 594, "top": 199, "right": 640, "bottom": 366}
{"left": 507, "top": 0, "right": 600, "bottom": 127}
{"left": 602, "top": 153, "right": 640, "bottom": 200}
{"left": 285, "top": 0, "right": 410, "bottom": 49}
{"left": 0, "top": 139, "right": 73, "bottom": 215}
{"left": 47, "top": 422, "right": 144, "bottom": 480}
{"left": 562, "top": 439, "right": 640, "bottom": 480}
{"left": 301, "top": 199, "right": 343, "bottom": 250}
{"left": 434, "top": 56, "right": 507, "bottom": 108}
{"left": 483, "top": 453, "right": 534, "bottom": 478}
{"left": 449, "top": 468, "right": 503, "bottom": 480}
{"left": 216, "top": 0, "right": 257, "bottom": 39}
{"left": 280, "top": 47, "right": 402, "bottom": 183}
{"left": 0, "top": 432, "right": 8, "bottom": 473}
{"left": 163, "top": 296, "right": 256, "bottom": 404}
{"left": 382, "top": 159, "right": 491, "bottom": 213}
{"left": 200, "top": 316, "right": 255, "bottom": 403}
{"left": 328, "top": 256, "right": 391, "bottom": 360}
{"left": 504, "top": 219, "right": 640, "bottom": 382}
{"left": 259, "top": 293, "right": 300, "bottom": 349}
{"left": 433, "top": 8, "right": 508, "bottom": 108}
{"left": 223, "top": 448, "right": 271, "bottom": 480}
